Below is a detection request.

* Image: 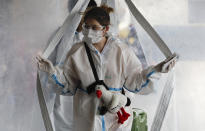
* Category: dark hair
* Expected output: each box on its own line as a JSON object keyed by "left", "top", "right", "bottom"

{"left": 76, "top": 0, "right": 97, "bottom": 32}
{"left": 83, "top": 5, "right": 114, "bottom": 26}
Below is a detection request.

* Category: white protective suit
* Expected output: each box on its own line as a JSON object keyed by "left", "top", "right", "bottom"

{"left": 49, "top": 34, "right": 157, "bottom": 131}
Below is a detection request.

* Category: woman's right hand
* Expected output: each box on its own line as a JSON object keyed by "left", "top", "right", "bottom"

{"left": 36, "top": 55, "right": 55, "bottom": 74}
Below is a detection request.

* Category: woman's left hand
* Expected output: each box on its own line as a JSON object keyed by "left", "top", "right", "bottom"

{"left": 154, "top": 54, "right": 178, "bottom": 73}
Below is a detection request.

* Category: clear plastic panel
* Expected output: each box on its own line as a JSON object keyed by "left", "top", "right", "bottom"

{"left": 0, "top": 0, "right": 68, "bottom": 131}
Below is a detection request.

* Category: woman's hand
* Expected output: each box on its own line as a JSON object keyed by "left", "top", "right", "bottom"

{"left": 36, "top": 55, "right": 55, "bottom": 74}
{"left": 154, "top": 54, "right": 178, "bottom": 73}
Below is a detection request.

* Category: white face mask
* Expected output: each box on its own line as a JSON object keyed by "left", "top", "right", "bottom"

{"left": 82, "top": 28, "right": 103, "bottom": 44}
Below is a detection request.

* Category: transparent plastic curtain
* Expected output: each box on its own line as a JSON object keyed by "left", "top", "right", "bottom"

{"left": 109, "top": 1, "right": 175, "bottom": 131}
{"left": 0, "top": 0, "right": 205, "bottom": 131}
{"left": 0, "top": 0, "right": 69, "bottom": 131}
{"left": 118, "top": 0, "right": 205, "bottom": 131}
{"left": 38, "top": 1, "right": 92, "bottom": 131}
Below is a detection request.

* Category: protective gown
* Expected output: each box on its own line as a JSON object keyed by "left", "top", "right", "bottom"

{"left": 49, "top": 34, "right": 158, "bottom": 131}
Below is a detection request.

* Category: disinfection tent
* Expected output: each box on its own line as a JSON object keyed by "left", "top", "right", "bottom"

{"left": 0, "top": 0, "right": 205, "bottom": 131}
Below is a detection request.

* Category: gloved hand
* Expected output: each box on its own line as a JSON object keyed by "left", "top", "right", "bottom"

{"left": 154, "top": 54, "right": 178, "bottom": 73}
{"left": 36, "top": 55, "right": 55, "bottom": 74}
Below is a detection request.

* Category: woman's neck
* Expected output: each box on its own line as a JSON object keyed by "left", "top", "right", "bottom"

{"left": 93, "top": 37, "right": 107, "bottom": 53}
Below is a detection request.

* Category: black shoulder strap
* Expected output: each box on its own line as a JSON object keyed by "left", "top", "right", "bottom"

{"left": 84, "top": 42, "right": 109, "bottom": 94}
{"left": 84, "top": 42, "right": 99, "bottom": 81}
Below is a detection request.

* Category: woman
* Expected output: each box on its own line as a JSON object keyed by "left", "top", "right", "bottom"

{"left": 36, "top": 5, "right": 176, "bottom": 131}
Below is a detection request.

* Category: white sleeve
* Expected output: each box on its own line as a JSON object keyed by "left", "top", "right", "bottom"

{"left": 122, "top": 47, "right": 160, "bottom": 95}
{"left": 48, "top": 56, "right": 79, "bottom": 96}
